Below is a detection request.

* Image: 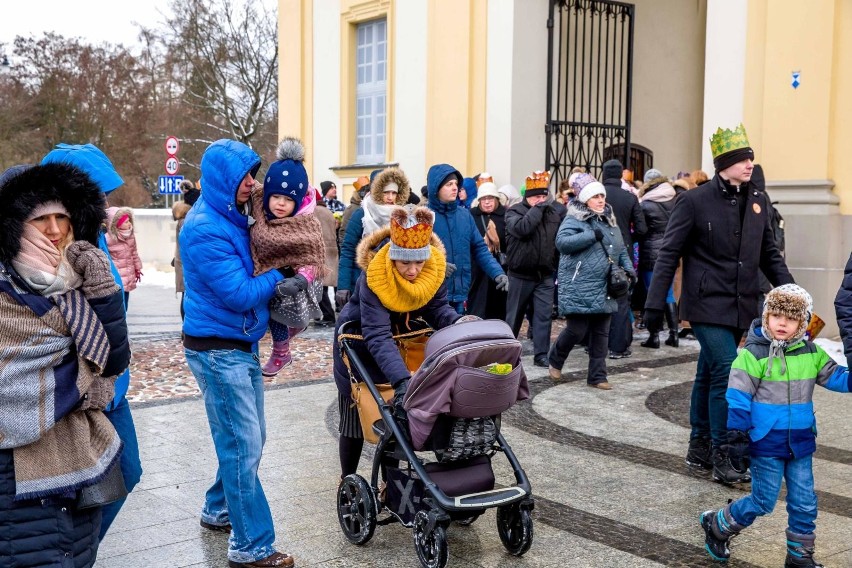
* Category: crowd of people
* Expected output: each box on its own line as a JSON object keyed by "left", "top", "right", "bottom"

{"left": 0, "top": 121, "right": 850, "bottom": 568}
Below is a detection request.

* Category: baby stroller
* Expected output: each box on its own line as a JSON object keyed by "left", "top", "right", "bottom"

{"left": 336, "top": 319, "right": 534, "bottom": 568}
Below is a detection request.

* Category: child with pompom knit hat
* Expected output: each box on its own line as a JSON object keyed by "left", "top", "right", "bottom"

{"left": 249, "top": 137, "right": 326, "bottom": 376}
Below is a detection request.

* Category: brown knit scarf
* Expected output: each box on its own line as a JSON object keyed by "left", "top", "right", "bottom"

{"left": 249, "top": 188, "right": 327, "bottom": 278}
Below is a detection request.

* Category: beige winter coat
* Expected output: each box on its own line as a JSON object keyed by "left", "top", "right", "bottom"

{"left": 315, "top": 201, "right": 339, "bottom": 287}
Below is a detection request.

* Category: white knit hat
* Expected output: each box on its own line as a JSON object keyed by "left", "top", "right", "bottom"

{"left": 26, "top": 200, "right": 69, "bottom": 222}
{"left": 578, "top": 181, "right": 606, "bottom": 204}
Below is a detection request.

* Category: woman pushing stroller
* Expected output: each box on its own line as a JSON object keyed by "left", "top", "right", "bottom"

{"left": 332, "top": 196, "right": 471, "bottom": 479}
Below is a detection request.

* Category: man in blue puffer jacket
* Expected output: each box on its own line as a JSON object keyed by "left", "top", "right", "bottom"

{"left": 426, "top": 163, "right": 508, "bottom": 312}
{"left": 180, "top": 139, "right": 295, "bottom": 568}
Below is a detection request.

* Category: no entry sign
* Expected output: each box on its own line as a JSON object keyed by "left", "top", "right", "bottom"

{"left": 165, "top": 136, "right": 180, "bottom": 156}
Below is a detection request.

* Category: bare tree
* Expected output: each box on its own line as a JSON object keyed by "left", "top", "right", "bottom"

{"left": 152, "top": 0, "right": 278, "bottom": 149}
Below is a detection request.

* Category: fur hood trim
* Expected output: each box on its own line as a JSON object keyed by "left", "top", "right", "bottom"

{"left": 370, "top": 167, "right": 411, "bottom": 206}
{"left": 566, "top": 201, "right": 617, "bottom": 226}
{"left": 105, "top": 206, "right": 135, "bottom": 236}
{"left": 0, "top": 163, "right": 106, "bottom": 262}
{"left": 638, "top": 176, "right": 671, "bottom": 196}
{"left": 355, "top": 226, "right": 445, "bottom": 271}
{"left": 172, "top": 200, "right": 191, "bottom": 221}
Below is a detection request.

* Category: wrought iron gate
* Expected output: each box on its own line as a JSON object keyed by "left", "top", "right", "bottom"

{"left": 546, "top": 0, "right": 636, "bottom": 187}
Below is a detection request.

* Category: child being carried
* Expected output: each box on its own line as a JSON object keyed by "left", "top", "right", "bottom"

{"left": 250, "top": 137, "right": 327, "bottom": 376}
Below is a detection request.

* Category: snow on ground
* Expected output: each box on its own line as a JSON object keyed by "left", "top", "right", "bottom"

{"left": 138, "top": 268, "right": 176, "bottom": 290}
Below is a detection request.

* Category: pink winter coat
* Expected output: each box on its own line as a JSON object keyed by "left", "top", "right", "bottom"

{"left": 105, "top": 206, "right": 143, "bottom": 292}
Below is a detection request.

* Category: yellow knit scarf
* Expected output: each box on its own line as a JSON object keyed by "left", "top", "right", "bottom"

{"left": 366, "top": 244, "right": 447, "bottom": 313}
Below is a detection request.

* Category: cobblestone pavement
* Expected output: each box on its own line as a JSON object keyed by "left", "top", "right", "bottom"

{"left": 97, "top": 284, "right": 852, "bottom": 567}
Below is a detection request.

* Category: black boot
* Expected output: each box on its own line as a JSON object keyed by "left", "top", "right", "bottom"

{"left": 685, "top": 437, "right": 712, "bottom": 470}
{"left": 664, "top": 302, "right": 679, "bottom": 347}
{"left": 712, "top": 446, "right": 751, "bottom": 484}
{"left": 785, "top": 531, "right": 824, "bottom": 567}
{"left": 700, "top": 506, "right": 744, "bottom": 562}
{"left": 641, "top": 332, "right": 660, "bottom": 349}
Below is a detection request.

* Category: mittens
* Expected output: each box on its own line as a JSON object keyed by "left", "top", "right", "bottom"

{"left": 65, "top": 241, "right": 120, "bottom": 298}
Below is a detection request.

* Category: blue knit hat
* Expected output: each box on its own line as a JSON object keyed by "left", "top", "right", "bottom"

{"left": 41, "top": 143, "right": 124, "bottom": 194}
{"left": 264, "top": 137, "right": 309, "bottom": 218}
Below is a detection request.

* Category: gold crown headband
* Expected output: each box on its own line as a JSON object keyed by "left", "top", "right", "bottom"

{"left": 526, "top": 170, "right": 550, "bottom": 190}
{"left": 709, "top": 123, "right": 750, "bottom": 159}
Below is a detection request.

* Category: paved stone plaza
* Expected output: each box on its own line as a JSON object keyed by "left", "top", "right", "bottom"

{"left": 95, "top": 284, "right": 852, "bottom": 567}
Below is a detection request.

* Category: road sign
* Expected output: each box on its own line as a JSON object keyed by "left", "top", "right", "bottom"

{"left": 158, "top": 175, "right": 185, "bottom": 194}
{"left": 165, "top": 136, "right": 180, "bottom": 156}
{"left": 165, "top": 156, "right": 180, "bottom": 175}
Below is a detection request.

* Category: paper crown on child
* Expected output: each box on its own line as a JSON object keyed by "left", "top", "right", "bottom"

{"left": 388, "top": 205, "right": 434, "bottom": 261}
{"left": 762, "top": 284, "right": 813, "bottom": 343}
{"left": 476, "top": 172, "right": 493, "bottom": 187}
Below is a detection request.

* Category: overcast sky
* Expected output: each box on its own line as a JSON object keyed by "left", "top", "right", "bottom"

{"left": 0, "top": 0, "right": 172, "bottom": 52}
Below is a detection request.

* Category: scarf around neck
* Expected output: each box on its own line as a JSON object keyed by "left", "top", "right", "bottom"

{"left": 361, "top": 195, "right": 396, "bottom": 235}
{"left": 366, "top": 244, "right": 447, "bottom": 313}
{"left": 11, "top": 224, "right": 81, "bottom": 297}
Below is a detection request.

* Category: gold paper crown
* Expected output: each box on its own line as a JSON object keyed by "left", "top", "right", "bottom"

{"left": 476, "top": 172, "right": 493, "bottom": 187}
{"left": 525, "top": 170, "right": 550, "bottom": 190}
{"left": 390, "top": 208, "right": 433, "bottom": 251}
{"left": 709, "top": 123, "right": 750, "bottom": 159}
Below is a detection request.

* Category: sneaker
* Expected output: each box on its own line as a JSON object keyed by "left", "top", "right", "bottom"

{"left": 608, "top": 350, "right": 632, "bottom": 359}
{"left": 700, "top": 510, "right": 735, "bottom": 562}
{"left": 587, "top": 381, "right": 612, "bottom": 390}
{"left": 533, "top": 356, "right": 549, "bottom": 368}
{"left": 685, "top": 437, "right": 713, "bottom": 470}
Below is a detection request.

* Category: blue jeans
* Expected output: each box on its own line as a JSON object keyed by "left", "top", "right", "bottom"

{"left": 641, "top": 271, "right": 675, "bottom": 303}
{"left": 99, "top": 396, "right": 143, "bottom": 539}
{"left": 690, "top": 323, "right": 744, "bottom": 446}
{"left": 730, "top": 455, "right": 817, "bottom": 535}
{"left": 185, "top": 348, "right": 276, "bottom": 563}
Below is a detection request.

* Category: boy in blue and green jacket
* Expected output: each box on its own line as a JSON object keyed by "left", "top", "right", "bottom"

{"left": 700, "top": 284, "right": 850, "bottom": 567}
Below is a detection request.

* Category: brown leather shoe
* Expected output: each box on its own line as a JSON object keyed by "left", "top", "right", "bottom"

{"left": 548, "top": 365, "right": 562, "bottom": 381}
{"left": 588, "top": 381, "right": 612, "bottom": 390}
{"left": 228, "top": 552, "right": 295, "bottom": 567}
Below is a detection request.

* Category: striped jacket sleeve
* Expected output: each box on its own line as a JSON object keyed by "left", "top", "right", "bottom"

{"left": 813, "top": 344, "right": 851, "bottom": 393}
{"left": 726, "top": 349, "right": 761, "bottom": 432}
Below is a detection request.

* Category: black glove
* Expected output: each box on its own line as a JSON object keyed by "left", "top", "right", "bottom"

{"left": 643, "top": 308, "right": 664, "bottom": 334}
{"left": 445, "top": 262, "right": 457, "bottom": 277}
{"left": 723, "top": 430, "right": 751, "bottom": 473}
{"left": 593, "top": 228, "right": 605, "bottom": 242}
{"left": 275, "top": 274, "right": 309, "bottom": 296}
{"left": 535, "top": 200, "right": 550, "bottom": 209}
{"left": 335, "top": 289, "right": 351, "bottom": 309}
{"left": 392, "top": 378, "right": 410, "bottom": 421}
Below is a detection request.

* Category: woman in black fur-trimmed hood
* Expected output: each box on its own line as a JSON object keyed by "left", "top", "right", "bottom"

{"left": 0, "top": 162, "right": 130, "bottom": 568}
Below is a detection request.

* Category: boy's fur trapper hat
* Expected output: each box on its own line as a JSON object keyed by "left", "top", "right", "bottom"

{"left": 762, "top": 284, "right": 813, "bottom": 342}
{"left": 389, "top": 205, "right": 434, "bottom": 261}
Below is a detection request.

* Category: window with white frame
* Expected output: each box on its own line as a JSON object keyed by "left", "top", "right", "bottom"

{"left": 355, "top": 18, "right": 387, "bottom": 164}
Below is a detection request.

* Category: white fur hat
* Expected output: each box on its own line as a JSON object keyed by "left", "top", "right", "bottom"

{"left": 472, "top": 182, "right": 505, "bottom": 207}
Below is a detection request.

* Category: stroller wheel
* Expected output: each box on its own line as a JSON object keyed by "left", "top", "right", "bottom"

{"left": 413, "top": 510, "right": 449, "bottom": 568}
{"left": 496, "top": 503, "right": 533, "bottom": 556}
{"left": 337, "top": 474, "right": 377, "bottom": 545}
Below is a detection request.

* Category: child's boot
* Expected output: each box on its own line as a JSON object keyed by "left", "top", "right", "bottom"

{"left": 261, "top": 340, "right": 292, "bottom": 376}
{"left": 784, "top": 531, "right": 823, "bottom": 567}
{"left": 700, "top": 506, "right": 743, "bottom": 562}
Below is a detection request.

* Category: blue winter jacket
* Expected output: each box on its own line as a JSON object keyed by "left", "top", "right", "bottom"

{"left": 727, "top": 320, "right": 850, "bottom": 458}
{"left": 180, "top": 140, "right": 280, "bottom": 343}
{"left": 426, "top": 164, "right": 504, "bottom": 303}
{"left": 338, "top": 207, "right": 366, "bottom": 292}
{"left": 555, "top": 202, "right": 633, "bottom": 315}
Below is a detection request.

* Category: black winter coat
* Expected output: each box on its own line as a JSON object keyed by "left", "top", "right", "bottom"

{"left": 603, "top": 177, "right": 646, "bottom": 250}
{"left": 835, "top": 252, "right": 852, "bottom": 361}
{"left": 505, "top": 199, "right": 566, "bottom": 280}
{"left": 645, "top": 175, "right": 793, "bottom": 329}
{"left": 470, "top": 205, "right": 508, "bottom": 253}
{"left": 637, "top": 182, "right": 677, "bottom": 272}
{"left": 0, "top": 450, "right": 101, "bottom": 567}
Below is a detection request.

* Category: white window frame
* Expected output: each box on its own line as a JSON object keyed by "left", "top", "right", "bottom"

{"left": 355, "top": 18, "right": 387, "bottom": 164}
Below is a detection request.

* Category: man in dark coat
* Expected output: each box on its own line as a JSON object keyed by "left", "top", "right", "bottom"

{"left": 644, "top": 124, "right": 793, "bottom": 484}
{"left": 836, "top": 252, "right": 852, "bottom": 362}
{"left": 602, "top": 159, "right": 646, "bottom": 358}
{"left": 505, "top": 171, "right": 567, "bottom": 367}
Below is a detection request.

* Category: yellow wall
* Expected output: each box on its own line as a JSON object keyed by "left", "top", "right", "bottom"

{"left": 745, "top": 0, "right": 835, "bottom": 180}
{"left": 425, "top": 0, "right": 488, "bottom": 176}
{"left": 279, "top": 0, "right": 314, "bottom": 174}
{"left": 829, "top": 0, "right": 852, "bottom": 214}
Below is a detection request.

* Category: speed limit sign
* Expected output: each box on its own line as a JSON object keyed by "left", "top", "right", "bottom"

{"left": 165, "top": 156, "right": 180, "bottom": 175}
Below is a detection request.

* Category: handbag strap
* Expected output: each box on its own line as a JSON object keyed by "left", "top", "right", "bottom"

{"left": 598, "top": 238, "right": 614, "bottom": 264}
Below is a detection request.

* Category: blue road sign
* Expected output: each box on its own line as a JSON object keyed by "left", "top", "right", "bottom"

{"left": 159, "top": 175, "right": 185, "bottom": 194}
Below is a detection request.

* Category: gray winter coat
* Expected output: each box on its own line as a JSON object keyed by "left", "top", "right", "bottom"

{"left": 556, "top": 202, "right": 634, "bottom": 315}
